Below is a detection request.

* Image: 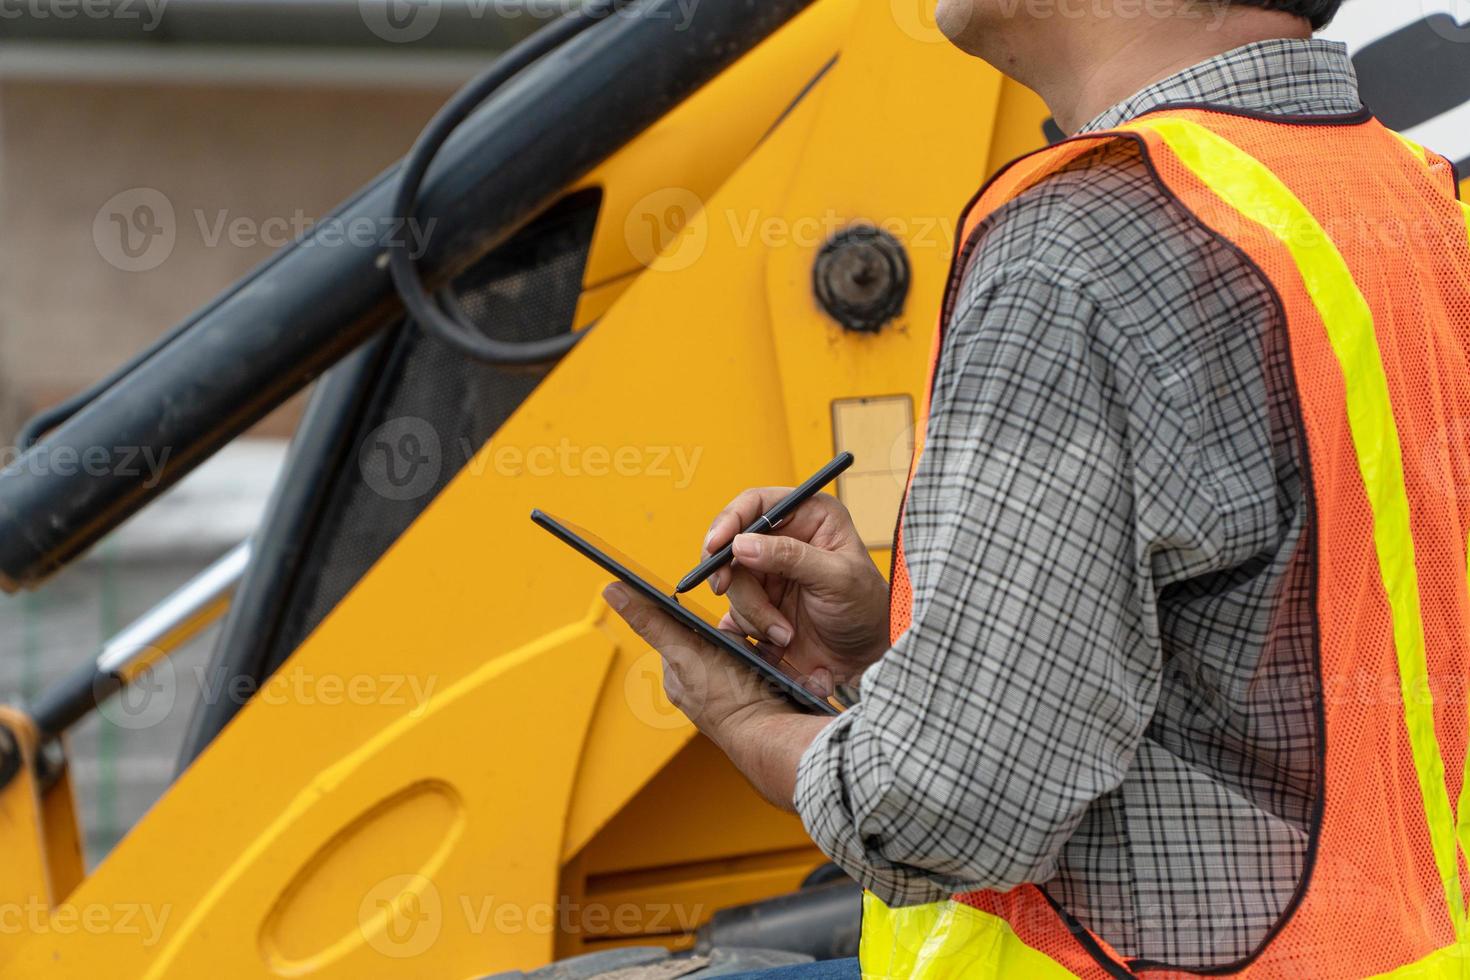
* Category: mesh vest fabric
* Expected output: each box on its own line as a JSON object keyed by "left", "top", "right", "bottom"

{"left": 876, "top": 107, "right": 1470, "bottom": 977}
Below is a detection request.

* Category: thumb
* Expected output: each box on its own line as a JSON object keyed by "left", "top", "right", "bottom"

{"left": 604, "top": 584, "right": 695, "bottom": 652}
{"left": 731, "top": 533, "right": 846, "bottom": 590}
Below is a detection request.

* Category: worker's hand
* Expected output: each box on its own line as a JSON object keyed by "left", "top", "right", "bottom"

{"left": 601, "top": 582, "right": 833, "bottom": 811}
{"left": 703, "top": 489, "right": 890, "bottom": 694}
{"left": 601, "top": 583, "right": 795, "bottom": 743}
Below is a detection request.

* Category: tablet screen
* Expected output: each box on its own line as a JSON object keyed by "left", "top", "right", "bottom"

{"left": 546, "top": 514, "right": 750, "bottom": 628}
{"left": 532, "top": 509, "right": 843, "bottom": 715}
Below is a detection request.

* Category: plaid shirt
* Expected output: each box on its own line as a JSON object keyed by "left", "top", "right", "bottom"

{"left": 795, "top": 39, "right": 1364, "bottom": 969}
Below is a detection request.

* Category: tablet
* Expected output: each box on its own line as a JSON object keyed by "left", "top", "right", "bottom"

{"left": 531, "top": 509, "right": 844, "bottom": 716}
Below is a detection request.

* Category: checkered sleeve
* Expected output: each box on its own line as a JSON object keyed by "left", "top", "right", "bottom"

{"left": 793, "top": 261, "right": 1161, "bottom": 908}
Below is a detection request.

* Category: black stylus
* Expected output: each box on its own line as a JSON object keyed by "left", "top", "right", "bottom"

{"left": 674, "top": 452, "right": 855, "bottom": 594}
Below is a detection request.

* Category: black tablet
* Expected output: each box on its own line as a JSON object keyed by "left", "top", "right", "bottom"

{"left": 531, "top": 509, "right": 844, "bottom": 716}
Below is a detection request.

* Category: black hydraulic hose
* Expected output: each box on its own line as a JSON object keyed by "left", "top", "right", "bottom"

{"left": 11, "top": 165, "right": 405, "bottom": 452}
{"left": 14, "top": 5, "right": 603, "bottom": 447}
{"left": 389, "top": 0, "right": 624, "bottom": 366}
{"left": 0, "top": 0, "right": 820, "bottom": 591}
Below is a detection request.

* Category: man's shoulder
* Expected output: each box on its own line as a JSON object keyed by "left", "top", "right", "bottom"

{"left": 961, "top": 135, "right": 1264, "bottom": 323}
{"left": 968, "top": 138, "right": 1172, "bottom": 285}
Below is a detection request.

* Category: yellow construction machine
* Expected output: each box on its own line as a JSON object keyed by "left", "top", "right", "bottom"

{"left": 0, "top": 1, "right": 1463, "bottom": 975}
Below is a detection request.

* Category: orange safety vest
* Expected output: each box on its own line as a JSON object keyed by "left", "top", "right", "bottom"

{"left": 871, "top": 107, "right": 1470, "bottom": 978}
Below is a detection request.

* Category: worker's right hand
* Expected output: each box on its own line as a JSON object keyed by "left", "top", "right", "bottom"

{"left": 702, "top": 489, "right": 890, "bottom": 695}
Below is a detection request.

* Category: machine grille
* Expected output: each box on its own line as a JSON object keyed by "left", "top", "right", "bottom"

{"left": 263, "top": 190, "right": 602, "bottom": 672}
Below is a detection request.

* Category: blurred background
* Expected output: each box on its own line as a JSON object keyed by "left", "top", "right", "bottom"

{"left": 2, "top": 0, "right": 1468, "bottom": 870}
{"left": 0, "top": 0, "right": 545, "bottom": 863}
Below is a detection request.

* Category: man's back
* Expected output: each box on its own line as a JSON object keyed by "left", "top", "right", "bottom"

{"left": 820, "top": 37, "right": 1470, "bottom": 973}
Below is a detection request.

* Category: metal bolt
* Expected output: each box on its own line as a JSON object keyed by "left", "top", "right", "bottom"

{"left": 813, "top": 226, "right": 911, "bottom": 334}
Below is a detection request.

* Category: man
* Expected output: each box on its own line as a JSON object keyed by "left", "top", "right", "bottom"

{"left": 606, "top": 0, "right": 1470, "bottom": 976}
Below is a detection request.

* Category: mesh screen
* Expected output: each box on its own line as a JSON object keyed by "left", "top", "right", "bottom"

{"left": 265, "top": 190, "right": 601, "bottom": 671}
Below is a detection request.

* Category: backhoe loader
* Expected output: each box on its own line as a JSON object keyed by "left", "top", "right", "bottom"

{"left": 0, "top": 0, "right": 1464, "bottom": 975}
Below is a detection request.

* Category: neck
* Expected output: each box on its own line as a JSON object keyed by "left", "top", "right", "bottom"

{"left": 1016, "top": 8, "right": 1313, "bottom": 134}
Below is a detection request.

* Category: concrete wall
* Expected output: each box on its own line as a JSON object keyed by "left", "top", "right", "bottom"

{"left": 0, "top": 71, "right": 455, "bottom": 440}
{"left": 0, "top": 59, "right": 462, "bottom": 863}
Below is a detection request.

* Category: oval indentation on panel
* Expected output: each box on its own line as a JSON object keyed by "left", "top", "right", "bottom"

{"left": 260, "top": 780, "right": 466, "bottom": 975}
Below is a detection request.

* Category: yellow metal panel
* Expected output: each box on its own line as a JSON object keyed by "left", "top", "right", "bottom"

{"left": 832, "top": 396, "right": 915, "bottom": 549}
{"left": 11, "top": 4, "right": 1017, "bottom": 976}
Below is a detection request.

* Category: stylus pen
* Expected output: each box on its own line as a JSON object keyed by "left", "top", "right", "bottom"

{"left": 674, "top": 452, "right": 855, "bottom": 594}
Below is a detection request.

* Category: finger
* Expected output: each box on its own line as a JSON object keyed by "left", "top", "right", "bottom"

{"left": 754, "top": 645, "right": 832, "bottom": 699}
{"left": 725, "top": 607, "right": 792, "bottom": 667}
{"left": 703, "top": 488, "right": 792, "bottom": 558}
{"left": 604, "top": 584, "right": 706, "bottom": 660}
{"left": 711, "top": 560, "right": 769, "bottom": 597}
{"left": 702, "top": 488, "right": 854, "bottom": 556}
{"left": 731, "top": 532, "right": 849, "bottom": 591}
{"left": 709, "top": 564, "right": 733, "bottom": 597}
{"left": 763, "top": 643, "right": 847, "bottom": 690}
{"left": 726, "top": 569, "right": 794, "bottom": 647}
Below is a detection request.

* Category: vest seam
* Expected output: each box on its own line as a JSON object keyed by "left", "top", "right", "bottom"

{"left": 1039, "top": 886, "right": 1139, "bottom": 979}
{"left": 1132, "top": 102, "right": 1373, "bottom": 128}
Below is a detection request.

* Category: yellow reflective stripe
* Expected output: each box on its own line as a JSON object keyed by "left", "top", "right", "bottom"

{"left": 1461, "top": 530, "right": 1470, "bottom": 884}
{"left": 1124, "top": 117, "right": 1466, "bottom": 938}
{"left": 1370, "top": 937, "right": 1470, "bottom": 978}
{"left": 1393, "top": 130, "right": 1431, "bottom": 164}
{"left": 859, "top": 893, "right": 1077, "bottom": 979}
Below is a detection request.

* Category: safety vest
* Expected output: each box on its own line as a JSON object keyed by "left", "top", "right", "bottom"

{"left": 872, "top": 106, "right": 1470, "bottom": 978}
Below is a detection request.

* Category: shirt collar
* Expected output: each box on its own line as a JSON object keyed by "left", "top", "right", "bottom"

{"left": 1078, "top": 37, "right": 1362, "bottom": 135}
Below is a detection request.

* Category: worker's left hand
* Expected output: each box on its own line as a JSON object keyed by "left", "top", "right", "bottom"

{"left": 602, "top": 583, "right": 797, "bottom": 746}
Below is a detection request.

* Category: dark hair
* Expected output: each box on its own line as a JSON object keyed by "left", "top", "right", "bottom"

{"left": 1224, "top": 0, "right": 1344, "bottom": 30}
